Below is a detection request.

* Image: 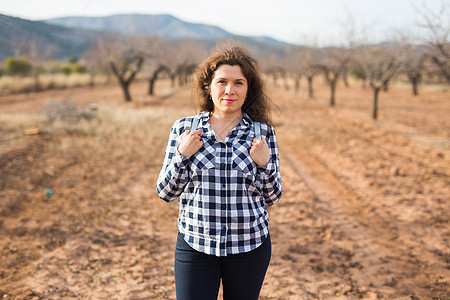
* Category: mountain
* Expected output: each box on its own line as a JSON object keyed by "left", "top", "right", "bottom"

{"left": 0, "top": 14, "right": 100, "bottom": 60}
{"left": 44, "top": 14, "right": 231, "bottom": 40}
{"left": 0, "top": 13, "right": 292, "bottom": 61}
{"left": 43, "top": 14, "right": 290, "bottom": 47}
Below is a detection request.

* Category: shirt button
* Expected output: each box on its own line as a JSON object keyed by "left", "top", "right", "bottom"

{"left": 221, "top": 184, "right": 226, "bottom": 188}
{"left": 220, "top": 163, "right": 226, "bottom": 169}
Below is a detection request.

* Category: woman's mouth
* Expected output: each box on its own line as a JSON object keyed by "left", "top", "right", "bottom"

{"left": 223, "top": 99, "right": 235, "bottom": 104}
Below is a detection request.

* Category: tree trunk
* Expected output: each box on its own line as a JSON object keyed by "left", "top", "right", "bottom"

{"left": 148, "top": 77, "right": 156, "bottom": 95}
{"left": 307, "top": 76, "right": 314, "bottom": 98}
{"left": 293, "top": 74, "right": 301, "bottom": 93}
{"left": 409, "top": 74, "right": 421, "bottom": 96}
{"left": 272, "top": 73, "right": 278, "bottom": 86}
{"left": 89, "top": 72, "right": 95, "bottom": 87}
{"left": 33, "top": 72, "right": 40, "bottom": 92}
{"left": 412, "top": 78, "right": 419, "bottom": 96}
{"left": 431, "top": 56, "right": 450, "bottom": 83}
{"left": 148, "top": 65, "right": 169, "bottom": 95}
{"left": 283, "top": 74, "right": 289, "bottom": 90}
{"left": 120, "top": 80, "right": 132, "bottom": 102}
{"left": 330, "top": 80, "right": 337, "bottom": 106}
{"left": 373, "top": 87, "right": 380, "bottom": 120}
{"left": 343, "top": 71, "right": 349, "bottom": 87}
{"left": 171, "top": 74, "right": 176, "bottom": 88}
{"left": 294, "top": 77, "right": 300, "bottom": 92}
{"left": 110, "top": 56, "right": 144, "bottom": 102}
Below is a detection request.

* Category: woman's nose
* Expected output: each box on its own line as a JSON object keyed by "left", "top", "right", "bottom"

{"left": 225, "top": 84, "right": 233, "bottom": 94}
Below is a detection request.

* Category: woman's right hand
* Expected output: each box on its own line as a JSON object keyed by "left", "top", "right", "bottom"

{"left": 178, "top": 130, "right": 203, "bottom": 157}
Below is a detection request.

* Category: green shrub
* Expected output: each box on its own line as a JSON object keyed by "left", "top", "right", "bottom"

{"left": 67, "top": 56, "right": 78, "bottom": 64}
{"left": 61, "top": 63, "right": 87, "bottom": 75}
{"left": 5, "top": 56, "right": 32, "bottom": 75}
{"left": 73, "top": 64, "right": 87, "bottom": 73}
{"left": 349, "top": 67, "right": 366, "bottom": 80}
{"left": 61, "top": 65, "right": 72, "bottom": 75}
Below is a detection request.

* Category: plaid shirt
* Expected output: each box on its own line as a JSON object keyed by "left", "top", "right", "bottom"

{"left": 157, "top": 112, "right": 283, "bottom": 256}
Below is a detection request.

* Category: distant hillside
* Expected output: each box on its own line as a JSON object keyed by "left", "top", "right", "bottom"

{"left": 0, "top": 13, "right": 292, "bottom": 62}
{"left": 44, "top": 14, "right": 290, "bottom": 47}
{"left": 44, "top": 14, "right": 230, "bottom": 40}
{"left": 0, "top": 14, "right": 100, "bottom": 60}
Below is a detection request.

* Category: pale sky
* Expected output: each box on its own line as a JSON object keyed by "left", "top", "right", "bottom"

{"left": 0, "top": 0, "right": 447, "bottom": 45}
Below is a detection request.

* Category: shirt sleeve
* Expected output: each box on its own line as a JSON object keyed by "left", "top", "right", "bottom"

{"left": 156, "top": 119, "right": 190, "bottom": 202}
{"left": 257, "top": 125, "right": 283, "bottom": 206}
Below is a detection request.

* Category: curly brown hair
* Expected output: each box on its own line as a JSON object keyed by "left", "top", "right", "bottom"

{"left": 191, "top": 44, "right": 272, "bottom": 125}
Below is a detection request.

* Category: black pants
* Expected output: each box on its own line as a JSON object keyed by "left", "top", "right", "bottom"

{"left": 174, "top": 232, "right": 271, "bottom": 300}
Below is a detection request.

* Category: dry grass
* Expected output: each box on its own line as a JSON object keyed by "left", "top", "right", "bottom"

{"left": 0, "top": 112, "right": 44, "bottom": 127}
{"left": 0, "top": 73, "right": 110, "bottom": 95}
{"left": 0, "top": 79, "right": 448, "bottom": 299}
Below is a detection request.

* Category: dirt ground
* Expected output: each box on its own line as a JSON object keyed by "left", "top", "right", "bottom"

{"left": 0, "top": 77, "right": 448, "bottom": 299}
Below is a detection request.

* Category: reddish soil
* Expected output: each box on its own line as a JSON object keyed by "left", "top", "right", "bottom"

{"left": 0, "top": 78, "right": 448, "bottom": 299}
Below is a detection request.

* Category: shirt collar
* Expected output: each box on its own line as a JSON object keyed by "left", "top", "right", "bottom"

{"left": 242, "top": 112, "right": 252, "bottom": 126}
{"left": 196, "top": 112, "right": 210, "bottom": 129}
{"left": 196, "top": 111, "right": 253, "bottom": 128}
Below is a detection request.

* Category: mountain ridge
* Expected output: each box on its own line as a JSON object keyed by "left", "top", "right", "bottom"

{"left": 0, "top": 13, "right": 100, "bottom": 60}
{"left": 43, "top": 14, "right": 230, "bottom": 40}
{"left": 43, "top": 14, "right": 289, "bottom": 46}
{"left": 0, "top": 13, "right": 292, "bottom": 60}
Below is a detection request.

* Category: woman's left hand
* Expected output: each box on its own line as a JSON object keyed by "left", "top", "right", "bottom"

{"left": 249, "top": 137, "right": 270, "bottom": 167}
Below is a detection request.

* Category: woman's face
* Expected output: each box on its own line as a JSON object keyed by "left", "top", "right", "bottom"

{"left": 210, "top": 64, "right": 248, "bottom": 116}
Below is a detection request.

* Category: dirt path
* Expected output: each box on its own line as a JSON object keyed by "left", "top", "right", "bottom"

{"left": 263, "top": 84, "right": 449, "bottom": 299}
{"left": 23, "top": 167, "right": 179, "bottom": 299}
{"left": 276, "top": 145, "right": 436, "bottom": 298}
{"left": 1, "top": 80, "right": 448, "bottom": 299}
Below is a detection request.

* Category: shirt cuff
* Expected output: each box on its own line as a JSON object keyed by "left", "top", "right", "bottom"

{"left": 174, "top": 148, "right": 190, "bottom": 169}
{"left": 257, "top": 158, "right": 277, "bottom": 178}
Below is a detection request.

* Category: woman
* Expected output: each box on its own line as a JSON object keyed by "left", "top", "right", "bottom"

{"left": 156, "top": 45, "right": 283, "bottom": 300}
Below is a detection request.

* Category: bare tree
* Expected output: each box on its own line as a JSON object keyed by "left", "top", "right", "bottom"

{"left": 266, "top": 66, "right": 288, "bottom": 89}
{"left": 145, "top": 38, "right": 206, "bottom": 95}
{"left": 316, "top": 47, "right": 351, "bottom": 106}
{"left": 88, "top": 34, "right": 146, "bottom": 101}
{"left": 402, "top": 44, "right": 427, "bottom": 96}
{"left": 175, "top": 63, "right": 197, "bottom": 86}
{"left": 295, "top": 33, "right": 322, "bottom": 98}
{"left": 416, "top": 1, "right": 450, "bottom": 83}
{"left": 280, "top": 48, "right": 300, "bottom": 91}
{"left": 15, "top": 37, "right": 53, "bottom": 91}
{"left": 143, "top": 37, "right": 170, "bottom": 95}
{"left": 148, "top": 64, "right": 170, "bottom": 95}
{"left": 334, "top": 8, "right": 367, "bottom": 89}
{"left": 82, "top": 43, "right": 112, "bottom": 87}
{"left": 348, "top": 59, "right": 368, "bottom": 88}
{"left": 299, "top": 46, "right": 321, "bottom": 98}
{"left": 169, "top": 39, "right": 207, "bottom": 86}
{"left": 356, "top": 43, "right": 404, "bottom": 119}
{"left": 261, "top": 52, "right": 283, "bottom": 87}
{"left": 111, "top": 53, "right": 143, "bottom": 101}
